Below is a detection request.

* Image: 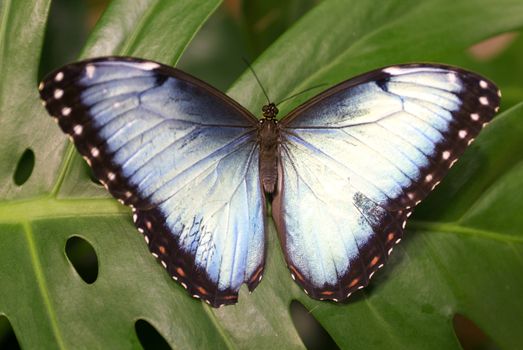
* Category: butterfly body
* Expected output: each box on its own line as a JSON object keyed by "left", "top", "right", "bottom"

{"left": 258, "top": 113, "right": 280, "bottom": 194}
{"left": 39, "top": 57, "right": 500, "bottom": 307}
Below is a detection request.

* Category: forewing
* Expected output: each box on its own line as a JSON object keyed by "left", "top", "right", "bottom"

{"left": 39, "top": 57, "right": 265, "bottom": 307}
{"left": 275, "top": 64, "right": 500, "bottom": 301}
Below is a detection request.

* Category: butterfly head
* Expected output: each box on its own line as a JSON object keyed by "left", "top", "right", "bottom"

{"left": 262, "top": 103, "right": 279, "bottom": 119}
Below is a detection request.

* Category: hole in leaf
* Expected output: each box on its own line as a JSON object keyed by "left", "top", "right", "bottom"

{"left": 453, "top": 313, "right": 499, "bottom": 350}
{"left": 290, "top": 300, "right": 339, "bottom": 350}
{"left": 13, "top": 149, "right": 35, "bottom": 186}
{"left": 65, "top": 236, "right": 98, "bottom": 284}
{"left": 135, "top": 319, "right": 171, "bottom": 350}
{"left": 0, "top": 315, "right": 21, "bottom": 350}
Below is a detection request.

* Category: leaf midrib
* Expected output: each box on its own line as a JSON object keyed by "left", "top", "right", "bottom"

{"left": 408, "top": 220, "right": 523, "bottom": 243}
{"left": 22, "top": 221, "right": 67, "bottom": 350}
{"left": 0, "top": 197, "right": 127, "bottom": 223}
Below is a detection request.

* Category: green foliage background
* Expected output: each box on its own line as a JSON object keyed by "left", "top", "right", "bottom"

{"left": 1, "top": 0, "right": 523, "bottom": 348}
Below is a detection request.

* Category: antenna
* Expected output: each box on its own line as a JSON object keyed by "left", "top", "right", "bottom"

{"left": 242, "top": 57, "right": 271, "bottom": 104}
{"left": 275, "top": 83, "right": 328, "bottom": 106}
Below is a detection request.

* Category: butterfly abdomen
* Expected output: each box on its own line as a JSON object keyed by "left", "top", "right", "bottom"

{"left": 258, "top": 118, "right": 280, "bottom": 194}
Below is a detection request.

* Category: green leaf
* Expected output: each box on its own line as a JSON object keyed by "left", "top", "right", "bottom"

{"left": 239, "top": 0, "right": 320, "bottom": 56}
{"left": 1, "top": 0, "right": 522, "bottom": 349}
{"left": 177, "top": 7, "right": 251, "bottom": 91}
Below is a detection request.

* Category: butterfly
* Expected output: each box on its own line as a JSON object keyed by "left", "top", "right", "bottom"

{"left": 39, "top": 57, "right": 500, "bottom": 307}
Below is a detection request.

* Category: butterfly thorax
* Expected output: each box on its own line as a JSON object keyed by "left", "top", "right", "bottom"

{"left": 258, "top": 103, "right": 280, "bottom": 194}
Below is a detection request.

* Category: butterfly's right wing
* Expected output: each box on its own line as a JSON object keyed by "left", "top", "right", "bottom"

{"left": 39, "top": 57, "right": 266, "bottom": 307}
{"left": 274, "top": 64, "right": 500, "bottom": 301}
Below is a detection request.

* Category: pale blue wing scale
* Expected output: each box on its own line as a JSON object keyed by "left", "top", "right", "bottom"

{"left": 158, "top": 140, "right": 264, "bottom": 290}
{"left": 39, "top": 57, "right": 265, "bottom": 306}
{"left": 275, "top": 64, "right": 500, "bottom": 300}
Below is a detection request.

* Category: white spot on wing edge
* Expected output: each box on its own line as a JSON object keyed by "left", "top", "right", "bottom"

{"left": 86, "top": 64, "right": 96, "bottom": 79}
{"left": 479, "top": 80, "right": 488, "bottom": 89}
{"left": 139, "top": 62, "right": 160, "bottom": 70}
{"left": 55, "top": 72, "right": 64, "bottom": 82}
{"left": 38, "top": 82, "right": 44, "bottom": 91}
{"left": 73, "top": 125, "right": 83, "bottom": 135}
{"left": 62, "top": 107, "right": 71, "bottom": 116}
{"left": 54, "top": 89, "right": 64, "bottom": 99}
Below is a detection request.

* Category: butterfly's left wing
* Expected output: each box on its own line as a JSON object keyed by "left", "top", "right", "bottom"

{"left": 39, "top": 57, "right": 265, "bottom": 307}
{"left": 274, "top": 64, "right": 500, "bottom": 301}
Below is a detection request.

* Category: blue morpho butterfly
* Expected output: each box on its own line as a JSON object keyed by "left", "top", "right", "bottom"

{"left": 39, "top": 57, "right": 500, "bottom": 307}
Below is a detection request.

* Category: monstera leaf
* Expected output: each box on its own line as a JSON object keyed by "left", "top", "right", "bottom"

{"left": 0, "top": 0, "right": 522, "bottom": 348}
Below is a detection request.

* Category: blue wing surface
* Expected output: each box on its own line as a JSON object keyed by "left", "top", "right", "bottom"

{"left": 274, "top": 64, "right": 500, "bottom": 301}
{"left": 39, "top": 57, "right": 265, "bottom": 307}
